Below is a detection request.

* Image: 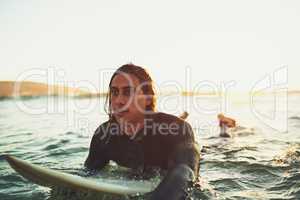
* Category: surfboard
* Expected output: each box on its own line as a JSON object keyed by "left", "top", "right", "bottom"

{"left": 5, "top": 155, "right": 156, "bottom": 195}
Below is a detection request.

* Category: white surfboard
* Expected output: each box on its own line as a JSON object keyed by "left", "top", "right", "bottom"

{"left": 5, "top": 155, "right": 156, "bottom": 195}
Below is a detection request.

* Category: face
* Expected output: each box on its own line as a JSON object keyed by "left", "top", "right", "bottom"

{"left": 110, "top": 73, "right": 149, "bottom": 124}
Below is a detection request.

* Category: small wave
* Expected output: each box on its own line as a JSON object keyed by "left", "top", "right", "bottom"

{"left": 273, "top": 145, "right": 300, "bottom": 166}
{"left": 64, "top": 146, "right": 88, "bottom": 154}
{"left": 65, "top": 131, "right": 77, "bottom": 135}
{"left": 227, "top": 189, "right": 287, "bottom": 200}
{"left": 42, "top": 139, "right": 70, "bottom": 151}
{"left": 267, "top": 171, "right": 300, "bottom": 199}
{"left": 2, "top": 132, "right": 33, "bottom": 139}
{"left": 0, "top": 173, "right": 33, "bottom": 186}
{"left": 229, "top": 126, "right": 256, "bottom": 137}
{"left": 240, "top": 167, "right": 281, "bottom": 179}
{"left": 62, "top": 131, "right": 89, "bottom": 139}
{"left": 210, "top": 177, "right": 246, "bottom": 191}
{"left": 222, "top": 146, "right": 258, "bottom": 156}
{"left": 289, "top": 116, "right": 300, "bottom": 120}
{"left": 203, "top": 159, "right": 288, "bottom": 178}
{"left": 201, "top": 144, "right": 257, "bottom": 158}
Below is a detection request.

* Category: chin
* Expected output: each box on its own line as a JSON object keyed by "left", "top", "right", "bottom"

{"left": 114, "top": 114, "right": 129, "bottom": 122}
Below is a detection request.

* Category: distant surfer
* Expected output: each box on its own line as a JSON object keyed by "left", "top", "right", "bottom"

{"left": 85, "top": 64, "right": 200, "bottom": 200}
{"left": 218, "top": 113, "right": 236, "bottom": 137}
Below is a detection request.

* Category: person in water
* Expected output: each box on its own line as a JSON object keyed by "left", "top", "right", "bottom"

{"left": 179, "top": 111, "right": 189, "bottom": 120}
{"left": 84, "top": 64, "right": 200, "bottom": 200}
{"left": 217, "top": 113, "right": 236, "bottom": 137}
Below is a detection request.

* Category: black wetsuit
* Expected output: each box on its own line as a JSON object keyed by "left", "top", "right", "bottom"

{"left": 85, "top": 112, "right": 200, "bottom": 200}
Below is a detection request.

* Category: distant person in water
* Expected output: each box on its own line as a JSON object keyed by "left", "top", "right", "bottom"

{"left": 84, "top": 64, "right": 200, "bottom": 200}
{"left": 218, "top": 113, "right": 236, "bottom": 137}
{"left": 179, "top": 111, "right": 189, "bottom": 120}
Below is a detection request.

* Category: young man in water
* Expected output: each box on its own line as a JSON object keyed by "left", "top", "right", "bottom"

{"left": 85, "top": 64, "right": 200, "bottom": 200}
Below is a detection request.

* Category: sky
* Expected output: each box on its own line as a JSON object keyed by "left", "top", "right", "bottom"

{"left": 0, "top": 0, "right": 300, "bottom": 93}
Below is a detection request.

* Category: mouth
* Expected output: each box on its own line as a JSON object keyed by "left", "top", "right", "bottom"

{"left": 113, "top": 109, "right": 129, "bottom": 116}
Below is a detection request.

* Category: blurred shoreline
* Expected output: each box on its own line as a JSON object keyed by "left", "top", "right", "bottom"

{"left": 0, "top": 81, "right": 299, "bottom": 101}
{"left": 0, "top": 81, "right": 106, "bottom": 100}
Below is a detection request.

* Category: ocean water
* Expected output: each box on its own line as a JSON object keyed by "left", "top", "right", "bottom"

{"left": 0, "top": 94, "right": 300, "bottom": 200}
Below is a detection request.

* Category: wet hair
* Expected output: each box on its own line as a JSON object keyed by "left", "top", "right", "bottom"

{"left": 105, "top": 64, "right": 156, "bottom": 120}
{"left": 217, "top": 113, "right": 224, "bottom": 119}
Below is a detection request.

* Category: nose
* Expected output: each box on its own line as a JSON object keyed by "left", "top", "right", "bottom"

{"left": 114, "top": 93, "right": 128, "bottom": 107}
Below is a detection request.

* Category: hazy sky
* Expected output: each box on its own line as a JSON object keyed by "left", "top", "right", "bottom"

{"left": 0, "top": 0, "right": 299, "bottom": 92}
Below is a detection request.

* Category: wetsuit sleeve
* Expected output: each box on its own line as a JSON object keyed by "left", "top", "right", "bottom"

{"left": 84, "top": 124, "right": 110, "bottom": 170}
{"left": 148, "top": 122, "right": 200, "bottom": 200}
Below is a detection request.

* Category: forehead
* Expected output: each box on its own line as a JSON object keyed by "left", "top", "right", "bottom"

{"left": 111, "top": 73, "right": 140, "bottom": 88}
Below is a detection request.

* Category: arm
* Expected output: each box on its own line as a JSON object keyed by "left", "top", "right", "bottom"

{"left": 149, "top": 122, "right": 200, "bottom": 200}
{"left": 84, "top": 124, "right": 110, "bottom": 170}
{"left": 220, "top": 117, "right": 236, "bottom": 128}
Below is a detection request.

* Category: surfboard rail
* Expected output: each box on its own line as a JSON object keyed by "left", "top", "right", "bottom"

{"left": 5, "top": 155, "right": 154, "bottom": 195}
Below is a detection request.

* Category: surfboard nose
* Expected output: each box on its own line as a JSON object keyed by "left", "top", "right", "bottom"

{"left": 4, "top": 155, "right": 21, "bottom": 170}
{"left": 1, "top": 154, "right": 10, "bottom": 161}
{"left": 3, "top": 154, "right": 13, "bottom": 162}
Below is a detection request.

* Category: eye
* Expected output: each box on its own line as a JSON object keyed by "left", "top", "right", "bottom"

{"left": 123, "top": 87, "right": 134, "bottom": 97}
{"left": 110, "top": 88, "right": 119, "bottom": 96}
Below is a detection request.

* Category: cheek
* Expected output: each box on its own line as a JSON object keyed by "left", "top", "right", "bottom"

{"left": 110, "top": 98, "right": 117, "bottom": 107}
{"left": 133, "top": 97, "right": 147, "bottom": 111}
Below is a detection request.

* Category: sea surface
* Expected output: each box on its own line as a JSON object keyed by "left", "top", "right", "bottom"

{"left": 0, "top": 94, "right": 300, "bottom": 200}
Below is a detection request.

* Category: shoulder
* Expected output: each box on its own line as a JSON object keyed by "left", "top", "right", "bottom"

{"left": 148, "top": 112, "right": 194, "bottom": 139}
{"left": 92, "top": 120, "right": 116, "bottom": 144}
{"left": 94, "top": 120, "right": 110, "bottom": 136}
{"left": 154, "top": 112, "right": 192, "bottom": 129}
{"left": 150, "top": 112, "right": 186, "bottom": 124}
